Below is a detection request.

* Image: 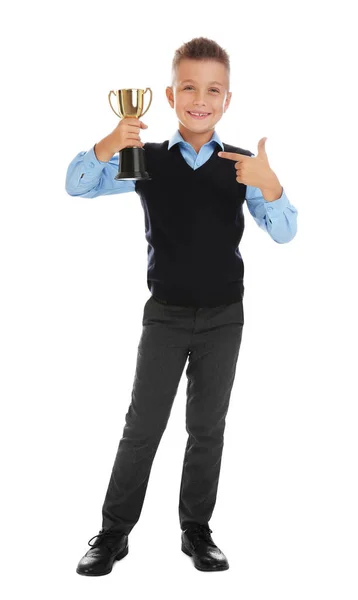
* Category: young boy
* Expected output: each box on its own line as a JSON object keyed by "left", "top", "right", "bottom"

{"left": 65, "top": 36, "right": 298, "bottom": 575}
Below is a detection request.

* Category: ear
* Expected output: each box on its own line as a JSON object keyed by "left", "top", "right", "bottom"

{"left": 166, "top": 86, "right": 174, "bottom": 107}
{"left": 224, "top": 91, "right": 232, "bottom": 111}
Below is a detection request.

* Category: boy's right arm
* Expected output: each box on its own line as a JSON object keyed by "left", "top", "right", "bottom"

{"left": 65, "top": 145, "right": 136, "bottom": 198}
{"left": 65, "top": 117, "right": 148, "bottom": 198}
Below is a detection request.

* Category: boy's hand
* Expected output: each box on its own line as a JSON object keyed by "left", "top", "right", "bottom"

{"left": 108, "top": 117, "right": 148, "bottom": 153}
{"left": 218, "top": 137, "right": 280, "bottom": 191}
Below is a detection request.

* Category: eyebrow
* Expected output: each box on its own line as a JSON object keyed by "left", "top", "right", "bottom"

{"left": 180, "top": 79, "right": 224, "bottom": 87}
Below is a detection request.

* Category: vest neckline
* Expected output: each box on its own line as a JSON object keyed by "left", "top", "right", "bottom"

{"left": 169, "top": 141, "right": 221, "bottom": 173}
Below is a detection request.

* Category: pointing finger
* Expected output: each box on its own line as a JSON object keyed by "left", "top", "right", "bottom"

{"left": 218, "top": 151, "right": 248, "bottom": 161}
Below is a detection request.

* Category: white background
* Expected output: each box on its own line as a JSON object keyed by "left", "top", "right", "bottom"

{"left": 1, "top": 0, "right": 357, "bottom": 598}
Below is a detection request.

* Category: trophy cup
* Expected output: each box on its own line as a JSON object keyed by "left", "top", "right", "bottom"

{"left": 108, "top": 88, "right": 152, "bottom": 180}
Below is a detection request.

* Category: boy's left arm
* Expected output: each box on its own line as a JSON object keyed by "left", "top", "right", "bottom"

{"left": 245, "top": 184, "right": 298, "bottom": 244}
{"left": 218, "top": 137, "right": 298, "bottom": 243}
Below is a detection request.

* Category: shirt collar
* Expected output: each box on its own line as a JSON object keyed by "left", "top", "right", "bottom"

{"left": 168, "top": 129, "right": 224, "bottom": 151}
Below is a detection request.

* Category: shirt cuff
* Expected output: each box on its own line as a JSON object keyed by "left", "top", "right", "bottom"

{"left": 83, "top": 145, "right": 110, "bottom": 170}
{"left": 264, "top": 188, "right": 288, "bottom": 214}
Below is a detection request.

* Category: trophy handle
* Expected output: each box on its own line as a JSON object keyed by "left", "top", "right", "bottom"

{"left": 108, "top": 90, "right": 122, "bottom": 118}
{"left": 140, "top": 88, "right": 152, "bottom": 117}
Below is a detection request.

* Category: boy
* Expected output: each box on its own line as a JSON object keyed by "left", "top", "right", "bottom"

{"left": 65, "top": 36, "right": 298, "bottom": 575}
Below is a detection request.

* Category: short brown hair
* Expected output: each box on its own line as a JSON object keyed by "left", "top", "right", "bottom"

{"left": 171, "top": 36, "right": 230, "bottom": 89}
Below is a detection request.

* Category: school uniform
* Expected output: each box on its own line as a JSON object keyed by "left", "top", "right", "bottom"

{"left": 66, "top": 130, "right": 297, "bottom": 570}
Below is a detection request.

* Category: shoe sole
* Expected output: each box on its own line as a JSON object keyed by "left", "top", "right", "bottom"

{"left": 76, "top": 544, "right": 129, "bottom": 576}
{"left": 181, "top": 542, "right": 229, "bottom": 571}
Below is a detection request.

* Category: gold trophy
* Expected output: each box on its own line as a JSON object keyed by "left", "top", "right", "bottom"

{"left": 108, "top": 88, "right": 152, "bottom": 180}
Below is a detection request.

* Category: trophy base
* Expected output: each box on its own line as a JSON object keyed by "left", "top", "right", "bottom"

{"left": 114, "top": 171, "right": 151, "bottom": 181}
{"left": 115, "top": 146, "right": 151, "bottom": 181}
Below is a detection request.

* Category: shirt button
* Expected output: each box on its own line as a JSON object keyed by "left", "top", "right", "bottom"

{"left": 89, "top": 162, "right": 94, "bottom": 168}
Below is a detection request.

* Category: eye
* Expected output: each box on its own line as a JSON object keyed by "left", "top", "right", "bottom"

{"left": 183, "top": 86, "right": 220, "bottom": 93}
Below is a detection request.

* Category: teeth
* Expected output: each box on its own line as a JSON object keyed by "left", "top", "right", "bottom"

{"left": 189, "top": 112, "right": 208, "bottom": 116}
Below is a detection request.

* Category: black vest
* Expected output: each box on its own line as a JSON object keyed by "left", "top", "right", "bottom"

{"left": 135, "top": 140, "right": 253, "bottom": 308}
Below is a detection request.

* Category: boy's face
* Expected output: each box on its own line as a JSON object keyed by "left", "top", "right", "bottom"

{"left": 166, "top": 59, "right": 232, "bottom": 134}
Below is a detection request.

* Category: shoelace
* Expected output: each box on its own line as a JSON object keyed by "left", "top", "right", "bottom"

{"left": 87, "top": 528, "right": 122, "bottom": 551}
{"left": 185, "top": 524, "right": 214, "bottom": 549}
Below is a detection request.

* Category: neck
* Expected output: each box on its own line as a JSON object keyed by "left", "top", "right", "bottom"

{"left": 178, "top": 123, "right": 215, "bottom": 153}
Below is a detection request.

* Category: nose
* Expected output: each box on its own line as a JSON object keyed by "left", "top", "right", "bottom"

{"left": 193, "top": 99, "right": 208, "bottom": 109}
{"left": 193, "top": 91, "right": 207, "bottom": 105}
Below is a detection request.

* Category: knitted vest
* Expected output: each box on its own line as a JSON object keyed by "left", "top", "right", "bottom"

{"left": 135, "top": 140, "right": 253, "bottom": 308}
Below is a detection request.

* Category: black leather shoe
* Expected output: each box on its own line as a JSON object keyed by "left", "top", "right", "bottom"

{"left": 181, "top": 524, "right": 229, "bottom": 571}
{"left": 76, "top": 528, "right": 129, "bottom": 576}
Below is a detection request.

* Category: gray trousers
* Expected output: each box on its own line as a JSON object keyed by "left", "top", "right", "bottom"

{"left": 101, "top": 294, "right": 244, "bottom": 534}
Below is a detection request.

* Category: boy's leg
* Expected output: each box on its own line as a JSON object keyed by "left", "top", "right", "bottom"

{"left": 101, "top": 296, "right": 191, "bottom": 535}
{"left": 178, "top": 299, "right": 245, "bottom": 531}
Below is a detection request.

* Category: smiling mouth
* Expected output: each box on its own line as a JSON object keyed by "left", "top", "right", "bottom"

{"left": 187, "top": 111, "right": 211, "bottom": 120}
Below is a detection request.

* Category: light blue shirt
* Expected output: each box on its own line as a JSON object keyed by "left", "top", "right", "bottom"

{"left": 65, "top": 129, "right": 298, "bottom": 243}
